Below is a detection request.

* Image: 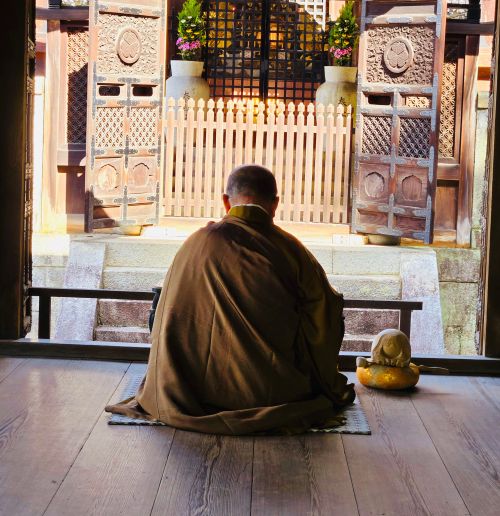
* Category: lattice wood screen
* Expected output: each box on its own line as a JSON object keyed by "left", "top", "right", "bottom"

{"left": 85, "top": 0, "right": 166, "bottom": 231}
{"left": 66, "top": 27, "right": 88, "bottom": 145}
{"left": 351, "top": 0, "right": 447, "bottom": 244}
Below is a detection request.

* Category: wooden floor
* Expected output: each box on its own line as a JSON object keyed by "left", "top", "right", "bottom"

{"left": 0, "top": 358, "right": 499, "bottom": 516}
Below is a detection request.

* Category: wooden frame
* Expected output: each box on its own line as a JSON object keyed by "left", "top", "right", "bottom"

{"left": 435, "top": 33, "right": 479, "bottom": 245}
{"left": 26, "top": 286, "right": 423, "bottom": 340}
{"left": 351, "top": 0, "right": 447, "bottom": 244}
{"left": 1, "top": 0, "right": 500, "bottom": 370}
{"left": 482, "top": 0, "right": 500, "bottom": 358}
{"left": 1, "top": 340, "right": 498, "bottom": 374}
{"left": 0, "top": 0, "right": 34, "bottom": 339}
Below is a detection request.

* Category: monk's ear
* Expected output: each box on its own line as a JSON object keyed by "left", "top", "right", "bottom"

{"left": 223, "top": 194, "right": 231, "bottom": 213}
{"left": 270, "top": 197, "right": 279, "bottom": 217}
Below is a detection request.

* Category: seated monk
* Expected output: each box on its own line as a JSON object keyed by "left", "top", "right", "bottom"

{"left": 105, "top": 164, "right": 355, "bottom": 435}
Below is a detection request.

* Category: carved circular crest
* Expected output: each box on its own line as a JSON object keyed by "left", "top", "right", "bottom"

{"left": 116, "top": 27, "right": 142, "bottom": 64}
{"left": 383, "top": 37, "right": 414, "bottom": 74}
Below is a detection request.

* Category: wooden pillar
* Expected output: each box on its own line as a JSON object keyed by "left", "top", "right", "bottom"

{"left": 483, "top": 0, "right": 500, "bottom": 357}
{"left": 0, "top": 0, "right": 35, "bottom": 339}
{"left": 40, "top": 19, "right": 61, "bottom": 232}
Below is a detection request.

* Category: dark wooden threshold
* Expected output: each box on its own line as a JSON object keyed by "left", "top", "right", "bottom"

{"left": 446, "top": 21, "right": 495, "bottom": 35}
{"left": 36, "top": 7, "right": 89, "bottom": 21}
{"left": 1, "top": 339, "right": 499, "bottom": 375}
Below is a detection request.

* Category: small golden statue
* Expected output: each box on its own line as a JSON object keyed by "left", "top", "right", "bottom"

{"left": 356, "top": 329, "right": 447, "bottom": 390}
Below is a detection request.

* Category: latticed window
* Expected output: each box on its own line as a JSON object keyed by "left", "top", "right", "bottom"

{"left": 447, "top": 0, "right": 481, "bottom": 21}
{"left": 204, "top": 0, "right": 329, "bottom": 103}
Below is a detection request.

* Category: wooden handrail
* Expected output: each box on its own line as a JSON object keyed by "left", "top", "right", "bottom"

{"left": 27, "top": 287, "right": 423, "bottom": 341}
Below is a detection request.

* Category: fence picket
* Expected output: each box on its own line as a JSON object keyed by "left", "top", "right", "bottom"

{"left": 333, "top": 104, "right": 344, "bottom": 223}
{"left": 214, "top": 99, "right": 225, "bottom": 217}
{"left": 224, "top": 100, "right": 235, "bottom": 205}
{"left": 313, "top": 103, "right": 325, "bottom": 223}
{"left": 235, "top": 101, "right": 244, "bottom": 167}
{"left": 184, "top": 99, "right": 196, "bottom": 216}
{"left": 163, "top": 97, "right": 176, "bottom": 216}
{"left": 293, "top": 103, "right": 306, "bottom": 221}
{"left": 342, "top": 105, "right": 353, "bottom": 223}
{"left": 193, "top": 99, "right": 205, "bottom": 217}
{"left": 255, "top": 102, "right": 265, "bottom": 165}
{"left": 265, "top": 102, "right": 276, "bottom": 171}
{"left": 303, "top": 103, "right": 315, "bottom": 221}
{"left": 323, "top": 104, "right": 335, "bottom": 223}
{"left": 274, "top": 107, "right": 285, "bottom": 209}
{"left": 245, "top": 100, "right": 254, "bottom": 164}
{"left": 174, "top": 98, "right": 186, "bottom": 216}
{"left": 283, "top": 104, "right": 295, "bottom": 220}
{"left": 204, "top": 99, "right": 215, "bottom": 217}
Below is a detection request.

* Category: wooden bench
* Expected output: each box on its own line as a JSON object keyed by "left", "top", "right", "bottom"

{"left": 28, "top": 287, "right": 423, "bottom": 340}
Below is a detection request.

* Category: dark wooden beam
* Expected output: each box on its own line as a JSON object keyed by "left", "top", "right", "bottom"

{"left": 483, "top": 0, "right": 500, "bottom": 358}
{"left": 1, "top": 341, "right": 499, "bottom": 375}
{"left": 36, "top": 7, "right": 89, "bottom": 21}
{"left": 446, "top": 22, "right": 495, "bottom": 35}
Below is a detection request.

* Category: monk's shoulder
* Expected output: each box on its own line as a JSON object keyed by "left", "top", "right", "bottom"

{"left": 271, "top": 225, "right": 312, "bottom": 261}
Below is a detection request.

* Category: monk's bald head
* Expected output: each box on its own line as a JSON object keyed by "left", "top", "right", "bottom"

{"left": 223, "top": 165, "right": 279, "bottom": 217}
{"left": 226, "top": 165, "right": 277, "bottom": 202}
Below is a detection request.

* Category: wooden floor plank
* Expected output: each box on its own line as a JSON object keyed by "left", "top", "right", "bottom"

{"left": 252, "top": 434, "right": 358, "bottom": 516}
{"left": 0, "top": 358, "right": 128, "bottom": 516}
{"left": 0, "top": 356, "right": 25, "bottom": 383}
{"left": 342, "top": 382, "right": 469, "bottom": 516}
{"left": 411, "top": 375, "right": 500, "bottom": 516}
{"left": 45, "top": 363, "right": 175, "bottom": 516}
{"left": 469, "top": 376, "right": 500, "bottom": 413}
{"left": 152, "top": 430, "right": 253, "bottom": 516}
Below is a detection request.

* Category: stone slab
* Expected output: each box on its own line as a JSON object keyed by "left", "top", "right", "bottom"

{"left": 400, "top": 250, "right": 444, "bottom": 354}
{"left": 105, "top": 239, "right": 183, "bottom": 268}
{"left": 95, "top": 326, "right": 150, "bottom": 344}
{"left": 329, "top": 275, "right": 401, "bottom": 300}
{"left": 440, "top": 282, "right": 479, "bottom": 355}
{"left": 344, "top": 308, "right": 399, "bottom": 335}
{"left": 98, "top": 299, "right": 151, "bottom": 327}
{"left": 54, "top": 241, "right": 106, "bottom": 341}
{"left": 103, "top": 267, "right": 166, "bottom": 290}
{"left": 341, "top": 335, "right": 373, "bottom": 352}
{"left": 436, "top": 248, "right": 481, "bottom": 283}
{"left": 332, "top": 247, "right": 401, "bottom": 276}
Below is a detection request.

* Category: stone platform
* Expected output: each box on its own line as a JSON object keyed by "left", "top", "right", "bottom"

{"left": 30, "top": 221, "right": 480, "bottom": 354}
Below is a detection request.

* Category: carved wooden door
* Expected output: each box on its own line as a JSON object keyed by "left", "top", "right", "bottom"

{"left": 85, "top": 0, "right": 166, "bottom": 231}
{"left": 351, "top": 0, "right": 447, "bottom": 243}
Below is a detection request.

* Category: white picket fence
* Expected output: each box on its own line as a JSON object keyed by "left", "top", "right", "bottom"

{"left": 162, "top": 97, "right": 353, "bottom": 224}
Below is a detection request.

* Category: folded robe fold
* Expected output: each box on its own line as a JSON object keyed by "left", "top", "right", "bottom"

{"left": 106, "top": 205, "right": 355, "bottom": 434}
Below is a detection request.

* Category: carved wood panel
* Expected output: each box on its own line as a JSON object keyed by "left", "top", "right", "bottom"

{"left": 86, "top": 1, "right": 166, "bottom": 231}
{"left": 352, "top": 0, "right": 447, "bottom": 244}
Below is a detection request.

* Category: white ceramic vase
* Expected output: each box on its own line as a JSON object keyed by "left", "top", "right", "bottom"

{"left": 315, "top": 66, "right": 357, "bottom": 112}
{"left": 165, "top": 60, "right": 210, "bottom": 104}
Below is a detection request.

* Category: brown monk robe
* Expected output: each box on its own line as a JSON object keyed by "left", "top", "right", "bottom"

{"left": 106, "top": 165, "right": 355, "bottom": 434}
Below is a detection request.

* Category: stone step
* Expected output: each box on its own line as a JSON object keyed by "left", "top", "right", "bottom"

{"left": 94, "top": 325, "right": 150, "bottom": 344}
{"left": 97, "top": 299, "right": 399, "bottom": 335}
{"left": 102, "top": 267, "right": 401, "bottom": 299}
{"left": 96, "top": 298, "right": 397, "bottom": 349}
{"left": 101, "top": 237, "right": 402, "bottom": 276}
{"left": 98, "top": 299, "right": 151, "bottom": 327}
{"left": 341, "top": 335, "right": 373, "bottom": 353}
{"left": 344, "top": 308, "right": 399, "bottom": 335}
{"left": 94, "top": 324, "right": 373, "bottom": 352}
